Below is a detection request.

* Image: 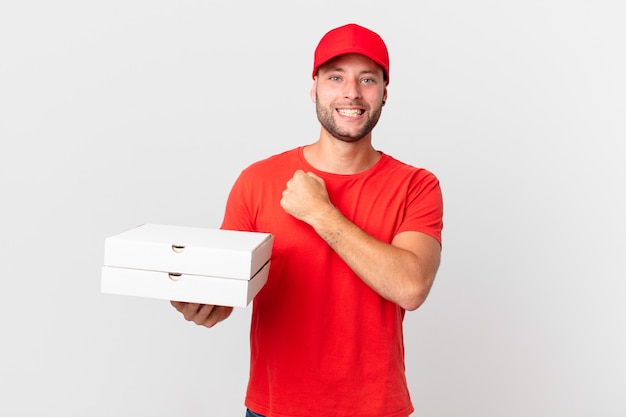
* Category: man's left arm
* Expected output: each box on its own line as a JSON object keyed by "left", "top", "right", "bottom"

{"left": 281, "top": 170, "right": 441, "bottom": 311}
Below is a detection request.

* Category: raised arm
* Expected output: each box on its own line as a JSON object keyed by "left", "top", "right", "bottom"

{"left": 280, "top": 170, "right": 441, "bottom": 310}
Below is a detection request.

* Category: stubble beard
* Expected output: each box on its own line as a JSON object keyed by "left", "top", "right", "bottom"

{"left": 315, "top": 94, "right": 382, "bottom": 143}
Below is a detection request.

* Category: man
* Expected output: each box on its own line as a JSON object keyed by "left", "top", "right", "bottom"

{"left": 172, "top": 23, "right": 444, "bottom": 417}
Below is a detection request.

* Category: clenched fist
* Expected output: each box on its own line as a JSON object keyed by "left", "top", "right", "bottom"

{"left": 280, "top": 170, "right": 334, "bottom": 225}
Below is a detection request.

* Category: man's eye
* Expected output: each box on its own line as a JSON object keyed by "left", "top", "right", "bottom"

{"left": 330, "top": 76, "right": 340, "bottom": 81}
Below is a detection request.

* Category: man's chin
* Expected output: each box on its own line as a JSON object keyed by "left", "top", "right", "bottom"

{"left": 331, "top": 132, "right": 367, "bottom": 143}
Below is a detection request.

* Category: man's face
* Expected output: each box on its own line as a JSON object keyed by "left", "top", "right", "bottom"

{"left": 312, "top": 53, "right": 387, "bottom": 143}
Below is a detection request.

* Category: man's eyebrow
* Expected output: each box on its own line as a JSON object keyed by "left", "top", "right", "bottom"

{"left": 321, "top": 65, "right": 345, "bottom": 73}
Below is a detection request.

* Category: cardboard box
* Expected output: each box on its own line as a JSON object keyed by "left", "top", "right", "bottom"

{"left": 101, "top": 224, "right": 273, "bottom": 307}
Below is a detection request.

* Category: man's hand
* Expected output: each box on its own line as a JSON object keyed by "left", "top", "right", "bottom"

{"left": 280, "top": 170, "right": 333, "bottom": 225}
{"left": 170, "top": 301, "right": 233, "bottom": 328}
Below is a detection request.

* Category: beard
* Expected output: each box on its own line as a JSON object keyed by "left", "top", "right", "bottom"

{"left": 315, "top": 93, "right": 383, "bottom": 143}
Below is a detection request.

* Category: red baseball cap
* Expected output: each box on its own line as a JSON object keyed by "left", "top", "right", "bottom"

{"left": 312, "top": 23, "right": 389, "bottom": 84}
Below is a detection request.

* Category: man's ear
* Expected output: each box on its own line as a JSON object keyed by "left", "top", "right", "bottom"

{"left": 310, "top": 78, "right": 317, "bottom": 103}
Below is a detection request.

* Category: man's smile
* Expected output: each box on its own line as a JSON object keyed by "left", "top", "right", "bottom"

{"left": 336, "top": 108, "right": 365, "bottom": 117}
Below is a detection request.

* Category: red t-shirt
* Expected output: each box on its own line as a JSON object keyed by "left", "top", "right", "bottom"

{"left": 221, "top": 147, "right": 443, "bottom": 417}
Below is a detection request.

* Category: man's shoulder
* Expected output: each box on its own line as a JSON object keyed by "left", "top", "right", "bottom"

{"left": 240, "top": 147, "right": 302, "bottom": 176}
{"left": 379, "top": 152, "right": 439, "bottom": 181}
{"left": 255, "top": 147, "right": 300, "bottom": 165}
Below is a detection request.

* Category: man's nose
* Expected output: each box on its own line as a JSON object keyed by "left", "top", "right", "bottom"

{"left": 342, "top": 78, "right": 362, "bottom": 100}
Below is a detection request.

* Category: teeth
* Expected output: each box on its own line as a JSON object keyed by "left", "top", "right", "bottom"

{"left": 337, "top": 109, "right": 362, "bottom": 117}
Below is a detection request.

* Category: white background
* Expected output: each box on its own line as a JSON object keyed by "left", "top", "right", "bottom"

{"left": 1, "top": 1, "right": 625, "bottom": 416}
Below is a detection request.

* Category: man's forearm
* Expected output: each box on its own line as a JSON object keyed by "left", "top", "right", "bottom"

{"left": 309, "top": 205, "right": 438, "bottom": 311}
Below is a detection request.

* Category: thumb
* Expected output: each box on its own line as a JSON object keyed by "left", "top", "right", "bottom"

{"left": 306, "top": 171, "right": 323, "bottom": 182}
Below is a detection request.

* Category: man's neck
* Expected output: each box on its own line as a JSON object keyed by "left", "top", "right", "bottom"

{"left": 303, "top": 132, "right": 381, "bottom": 175}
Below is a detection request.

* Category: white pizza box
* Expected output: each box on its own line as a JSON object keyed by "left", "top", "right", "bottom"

{"left": 101, "top": 224, "right": 273, "bottom": 307}
{"left": 103, "top": 223, "right": 273, "bottom": 279}
{"left": 101, "top": 262, "right": 270, "bottom": 307}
